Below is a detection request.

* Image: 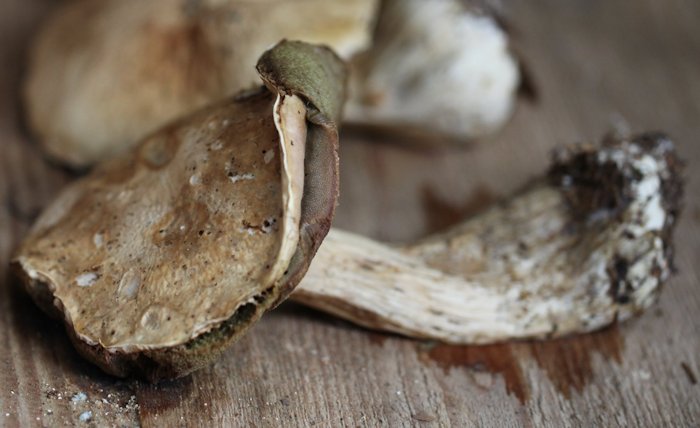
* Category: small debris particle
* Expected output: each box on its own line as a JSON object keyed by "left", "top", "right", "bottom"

{"left": 93, "top": 233, "right": 104, "bottom": 248}
{"left": 211, "top": 139, "right": 224, "bottom": 151}
{"left": 263, "top": 149, "right": 275, "bottom": 164}
{"left": 71, "top": 391, "right": 88, "bottom": 403}
{"left": 78, "top": 410, "right": 92, "bottom": 422}
{"left": 412, "top": 411, "right": 436, "bottom": 422}
{"left": 5, "top": 413, "right": 9, "bottom": 417}
{"left": 681, "top": 362, "right": 697, "bottom": 385}
{"left": 228, "top": 173, "right": 255, "bottom": 183}
{"left": 637, "top": 370, "right": 651, "bottom": 381}
{"left": 75, "top": 272, "right": 98, "bottom": 287}
{"left": 189, "top": 174, "right": 201, "bottom": 185}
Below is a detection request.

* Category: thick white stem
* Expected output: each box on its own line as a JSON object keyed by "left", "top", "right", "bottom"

{"left": 293, "top": 134, "right": 682, "bottom": 343}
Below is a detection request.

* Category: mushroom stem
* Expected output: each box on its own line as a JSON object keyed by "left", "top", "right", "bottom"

{"left": 292, "top": 133, "right": 683, "bottom": 343}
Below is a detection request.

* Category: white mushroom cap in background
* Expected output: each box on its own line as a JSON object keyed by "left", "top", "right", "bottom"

{"left": 346, "top": 0, "right": 520, "bottom": 138}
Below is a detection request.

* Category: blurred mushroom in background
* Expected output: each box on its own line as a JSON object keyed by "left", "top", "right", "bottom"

{"left": 345, "top": 0, "right": 519, "bottom": 140}
{"left": 24, "top": 0, "right": 519, "bottom": 168}
{"left": 24, "top": 0, "right": 378, "bottom": 167}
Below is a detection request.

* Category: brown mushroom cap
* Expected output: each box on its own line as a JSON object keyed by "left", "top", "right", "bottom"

{"left": 24, "top": 0, "right": 376, "bottom": 167}
{"left": 13, "top": 41, "right": 346, "bottom": 381}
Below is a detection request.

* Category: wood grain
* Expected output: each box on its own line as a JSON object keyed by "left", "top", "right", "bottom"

{"left": 1, "top": 0, "right": 699, "bottom": 426}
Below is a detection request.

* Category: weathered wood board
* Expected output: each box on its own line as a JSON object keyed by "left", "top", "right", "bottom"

{"left": 1, "top": 0, "right": 698, "bottom": 426}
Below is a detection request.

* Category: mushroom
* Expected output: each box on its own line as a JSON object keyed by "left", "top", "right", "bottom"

{"left": 24, "top": 0, "right": 518, "bottom": 167}
{"left": 345, "top": 0, "right": 520, "bottom": 139}
{"left": 24, "top": 0, "right": 378, "bottom": 167}
{"left": 291, "top": 133, "right": 683, "bottom": 343}
{"left": 13, "top": 40, "right": 346, "bottom": 381}
{"left": 15, "top": 49, "right": 682, "bottom": 376}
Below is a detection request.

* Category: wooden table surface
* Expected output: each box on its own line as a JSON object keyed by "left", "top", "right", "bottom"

{"left": 1, "top": 0, "right": 699, "bottom": 426}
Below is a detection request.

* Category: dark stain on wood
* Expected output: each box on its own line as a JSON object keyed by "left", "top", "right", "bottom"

{"left": 419, "top": 326, "right": 624, "bottom": 403}
{"left": 421, "top": 184, "right": 496, "bottom": 233}
{"left": 135, "top": 376, "right": 194, "bottom": 417}
{"left": 367, "top": 332, "right": 389, "bottom": 347}
{"left": 528, "top": 325, "right": 624, "bottom": 399}
{"left": 420, "top": 343, "right": 529, "bottom": 403}
{"left": 680, "top": 362, "right": 697, "bottom": 385}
